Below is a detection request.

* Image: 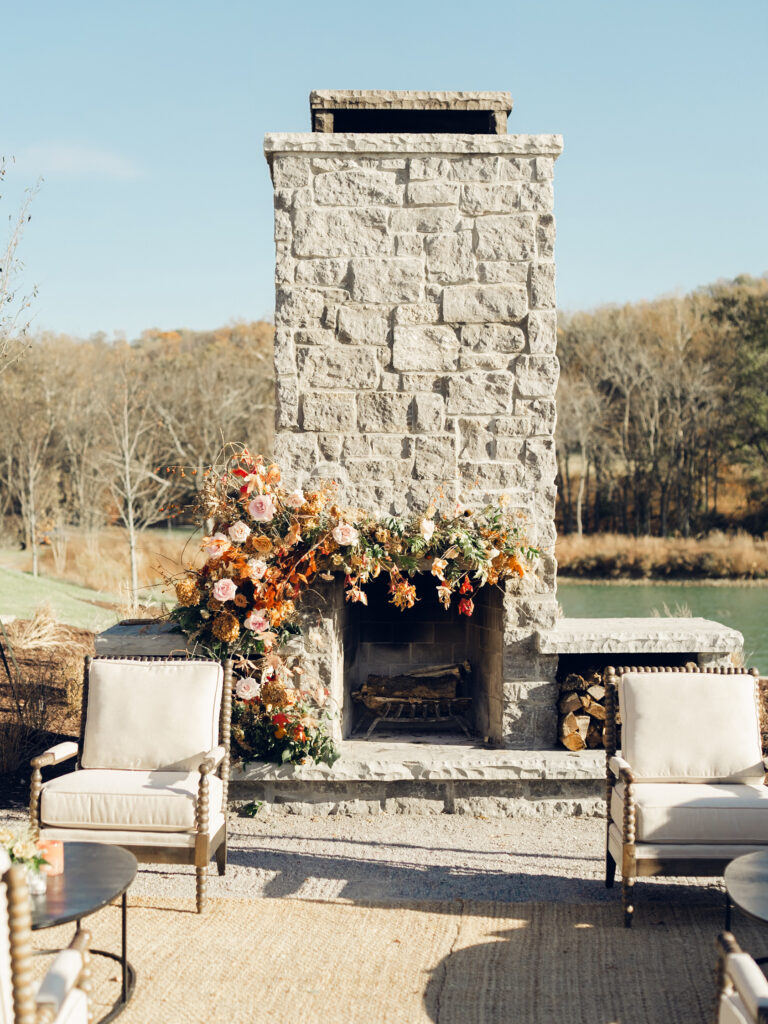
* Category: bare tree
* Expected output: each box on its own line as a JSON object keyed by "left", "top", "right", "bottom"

{"left": 0, "top": 159, "right": 40, "bottom": 374}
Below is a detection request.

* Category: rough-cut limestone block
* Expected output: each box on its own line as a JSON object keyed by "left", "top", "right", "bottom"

{"left": 342, "top": 435, "right": 370, "bottom": 458}
{"left": 446, "top": 372, "right": 514, "bottom": 415}
{"left": 527, "top": 311, "right": 557, "bottom": 355}
{"left": 412, "top": 393, "right": 445, "bottom": 433}
{"left": 498, "top": 158, "right": 533, "bottom": 181}
{"left": 390, "top": 207, "right": 459, "bottom": 234}
{"left": 459, "top": 419, "right": 494, "bottom": 461}
{"left": 513, "top": 398, "right": 556, "bottom": 435}
{"left": 345, "top": 458, "right": 407, "bottom": 484}
{"left": 536, "top": 215, "right": 556, "bottom": 259}
{"left": 443, "top": 284, "right": 528, "bottom": 324}
{"left": 273, "top": 433, "right": 319, "bottom": 474}
{"left": 302, "top": 392, "right": 356, "bottom": 432}
{"left": 395, "top": 234, "right": 424, "bottom": 256}
{"left": 459, "top": 184, "right": 521, "bottom": 215}
{"left": 293, "top": 208, "right": 392, "bottom": 257}
{"left": 406, "top": 181, "right": 460, "bottom": 205}
{"left": 295, "top": 258, "right": 350, "bottom": 287}
{"left": 272, "top": 157, "right": 311, "bottom": 189}
{"left": 393, "top": 303, "right": 440, "bottom": 325}
{"left": 460, "top": 324, "right": 526, "bottom": 353}
{"left": 348, "top": 258, "right": 423, "bottom": 303}
{"left": 461, "top": 461, "right": 523, "bottom": 489}
{"left": 523, "top": 437, "right": 557, "bottom": 485}
{"left": 413, "top": 435, "right": 457, "bottom": 481}
{"left": 358, "top": 392, "right": 412, "bottom": 432}
{"left": 274, "top": 329, "right": 296, "bottom": 375}
{"left": 424, "top": 232, "right": 474, "bottom": 282}
{"left": 392, "top": 325, "right": 460, "bottom": 372}
{"left": 275, "top": 287, "right": 325, "bottom": 327}
{"left": 491, "top": 415, "right": 533, "bottom": 438}
{"left": 458, "top": 352, "right": 515, "bottom": 370}
{"left": 447, "top": 156, "right": 499, "bottom": 181}
{"left": 475, "top": 215, "right": 536, "bottom": 261}
{"left": 313, "top": 169, "right": 403, "bottom": 207}
{"left": 370, "top": 434, "right": 412, "bottom": 458}
{"left": 530, "top": 263, "right": 556, "bottom": 309}
{"left": 476, "top": 261, "right": 529, "bottom": 286}
{"left": 515, "top": 355, "right": 560, "bottom": 397}
{"left": 297, "top": 345, "right": 380, "bottom": 390}
{"left": 336, "top": 306, "right": 389, "bottom": 346}
{"left": 494, "top": 436, "right": 526, "bottom": 461}
{"left": 520, "top": 182, "right": 554, "bottom": 213}
{"left": 274, "top": 208, "right": 291, "bottom": 242}
{"left": 408, "top": 157, "right": 452, "bottom": 180}
{"left": 295, "top": 328, "right": 336, "bottom": 346}
{"left": 276, "top": 376, "right": 299, "bottom": 429}
{"left": 317, "top": 434, "right": 343, "bottom": 460}
{"left": 533, "top": 157, "right": 555, "bottom": 180}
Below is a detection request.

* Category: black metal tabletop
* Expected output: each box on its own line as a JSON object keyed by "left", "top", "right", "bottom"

{"left": 725, "top": 851, "right": 768, "bottom": 927}
{"left": 30, "top": 842, "right": 138, "bottom": 931}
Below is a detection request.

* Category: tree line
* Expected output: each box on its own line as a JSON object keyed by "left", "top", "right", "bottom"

{"left": 556, "top": 274, "right": 768, "bottom": 537}
{"left": 0, "top": 323, "right": 274, "bottom": 591}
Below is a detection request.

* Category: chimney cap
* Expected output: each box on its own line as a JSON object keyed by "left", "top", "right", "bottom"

{"left": 309, "top": 90, "right": 513, "bottom": 135}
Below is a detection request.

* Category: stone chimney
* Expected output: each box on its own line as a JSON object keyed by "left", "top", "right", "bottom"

{"left": 264, "top": 91, "right": 563, "bottom": 748}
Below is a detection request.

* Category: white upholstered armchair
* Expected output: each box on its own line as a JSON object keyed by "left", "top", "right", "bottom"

{"left": 604, "top": 665, "right": 768, "bottom": 927}
{"left": 29, "top": 656, "right": 233, "bottom": 913}
{"left": 1, "top": 849, "right": 91, "bottom": 1024}
{"left": 716, "top": 932, "right": 768, "bottom": 1024}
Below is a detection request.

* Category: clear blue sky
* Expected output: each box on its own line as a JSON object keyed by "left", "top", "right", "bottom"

{"left": 4, "top": 0, "right": 767, "bottom": 339}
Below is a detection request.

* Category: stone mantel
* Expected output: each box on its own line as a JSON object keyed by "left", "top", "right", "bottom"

{"left": 537, "top": 617, "right": 744, "bottom": 656}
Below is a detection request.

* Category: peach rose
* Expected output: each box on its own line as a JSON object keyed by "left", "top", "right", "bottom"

{"left": 202, "top": 532, "right": 229, "bottom": 559}
{"left": 235, "top": 677, "right": 261, "bottom": 701}
{"left": 332, "top": 523, "right": 359, "bottom": 546}
{"left": 212, "top": 578, "right": 237, "bottom": 602}
{"left": 246, "top": 558, "right": 268, "bottom": 580}
{"left": 247, "top": 494, "right": 275, "bottom": 523}
{"left": 228, "top": 521, "right": 251, "bottom": 544}
{"left": 244, "top": 610, "right": 270, "bottom": 632}
{"left": 284, "top": 489, "right": 305, "bottom": 509}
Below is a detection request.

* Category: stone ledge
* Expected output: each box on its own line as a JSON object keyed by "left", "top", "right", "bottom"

{"left": 536, "top": 616, "right": 743, "bottom": 655}
{"left": 264, "top": 133, "right": 564, "bottom": 158}
{"left": 310, "top": 90, "right": 513, "bottom": 112}
{"left": 232, "top": 740, "right": 604, "bottom": 784}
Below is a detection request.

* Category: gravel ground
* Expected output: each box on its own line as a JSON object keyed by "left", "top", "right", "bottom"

{"left": 0, "top": 805, "right": 725, "bottom": 909}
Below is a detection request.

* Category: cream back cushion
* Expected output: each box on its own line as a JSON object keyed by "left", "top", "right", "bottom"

{"left": 81, "top": 659, "right": 223, "bottom": 771}
{"left": 619, "top": 672, "right": 763, "bottom": 782}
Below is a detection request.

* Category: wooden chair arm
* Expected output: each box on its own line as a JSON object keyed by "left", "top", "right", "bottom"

{"left": 608, "top": 755, "right": 635, "bottom": 784}
{"left": 198, "top": 745, "right": 226, "bottom": 773}
{"left": 31, "top": 742, "right": 79, "bottom": 770}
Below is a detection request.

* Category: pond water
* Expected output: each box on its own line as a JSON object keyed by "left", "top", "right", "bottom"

{"left": 557, "top": 581, "right": 768, "bottom": 673}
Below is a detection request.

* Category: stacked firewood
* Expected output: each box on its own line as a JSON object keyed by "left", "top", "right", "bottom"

{"left": 558, "top": 669, "right": 619, "bottom": 751}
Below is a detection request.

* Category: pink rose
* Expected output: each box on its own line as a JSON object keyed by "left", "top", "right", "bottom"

{"left": 284, "top": 489, "right": 305, "bottom": 509}
{"left": 212, "top": 578, "right": 237, "bottom": 602}
{"left": 246, "top": 558, "right": 268, "bottom": 580}
{"left": 247, "top": 494, "right": 275, "bottom": 523}
{"left": 332, "top": 523, "right": 359, "bottom": 546}
{"left": 228, "top": 521, "right": 251, "bottom": 544}
{"left": 244, "top": 610, "right": 270, "bottom": 632}
{"left": 202, "top": 532, "right": 229, "bottom": 560}
{"left": 235, "top": 677, "right": 261, "bottom": 701}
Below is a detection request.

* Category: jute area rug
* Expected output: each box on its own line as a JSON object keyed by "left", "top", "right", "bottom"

{"left": 33, "top": 895, "right": 764, "bottom": 1024}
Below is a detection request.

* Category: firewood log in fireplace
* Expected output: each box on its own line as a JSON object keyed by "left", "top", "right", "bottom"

{"left": 353, "top": 661, "right": 473, "bottom": 737}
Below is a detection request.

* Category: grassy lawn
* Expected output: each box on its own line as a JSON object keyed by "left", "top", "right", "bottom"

{"left": 0, "top": 567, "right": 123, "bottom": 632}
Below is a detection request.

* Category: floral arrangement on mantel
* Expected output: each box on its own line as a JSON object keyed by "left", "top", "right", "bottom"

{"left": 168, "top": 445, "right": 538, "bottom": 768}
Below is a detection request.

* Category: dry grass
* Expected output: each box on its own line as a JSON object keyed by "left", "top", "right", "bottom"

{"left": 6, "top": 525, "right": 199, "bottom": 597}
{"left": 0, "top": 606, "right": 95, "bottom": 775}
{"left": 556, "top": 531, "right": 768, "bottom": 580}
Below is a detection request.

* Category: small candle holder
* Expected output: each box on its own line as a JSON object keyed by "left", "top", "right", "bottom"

{"left": 36, "top": 839, "right": 64, "bottom": 875}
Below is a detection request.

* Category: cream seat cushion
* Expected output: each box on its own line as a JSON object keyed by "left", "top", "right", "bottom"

{"left": 611, "top": 782, "right": 768, "bottom": 843}
{"left": 719, "top": 992, "right": 751, "bottom": 1024}
{"left": 719, "top": 951, "right": 768, "bottom": 1024}
{"left": 49, "top": 989, "right": 88, "bottom": 1024}
{"left": 618, "top": 672, "right": 763, "bottom": 782}
{"left": 40, "top": 770, "right": 223, "bottom": 833}
{"left": 81, "top": 659, "right": 223, "bottom": 772}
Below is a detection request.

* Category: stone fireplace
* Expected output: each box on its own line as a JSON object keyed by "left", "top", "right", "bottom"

{"left": 264, "top": 91, "right": 563, "bottom": 749}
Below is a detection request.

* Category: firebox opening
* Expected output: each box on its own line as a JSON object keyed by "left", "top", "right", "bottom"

{"left": 340, "top": 575, "right": 504, "bottom": 743}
